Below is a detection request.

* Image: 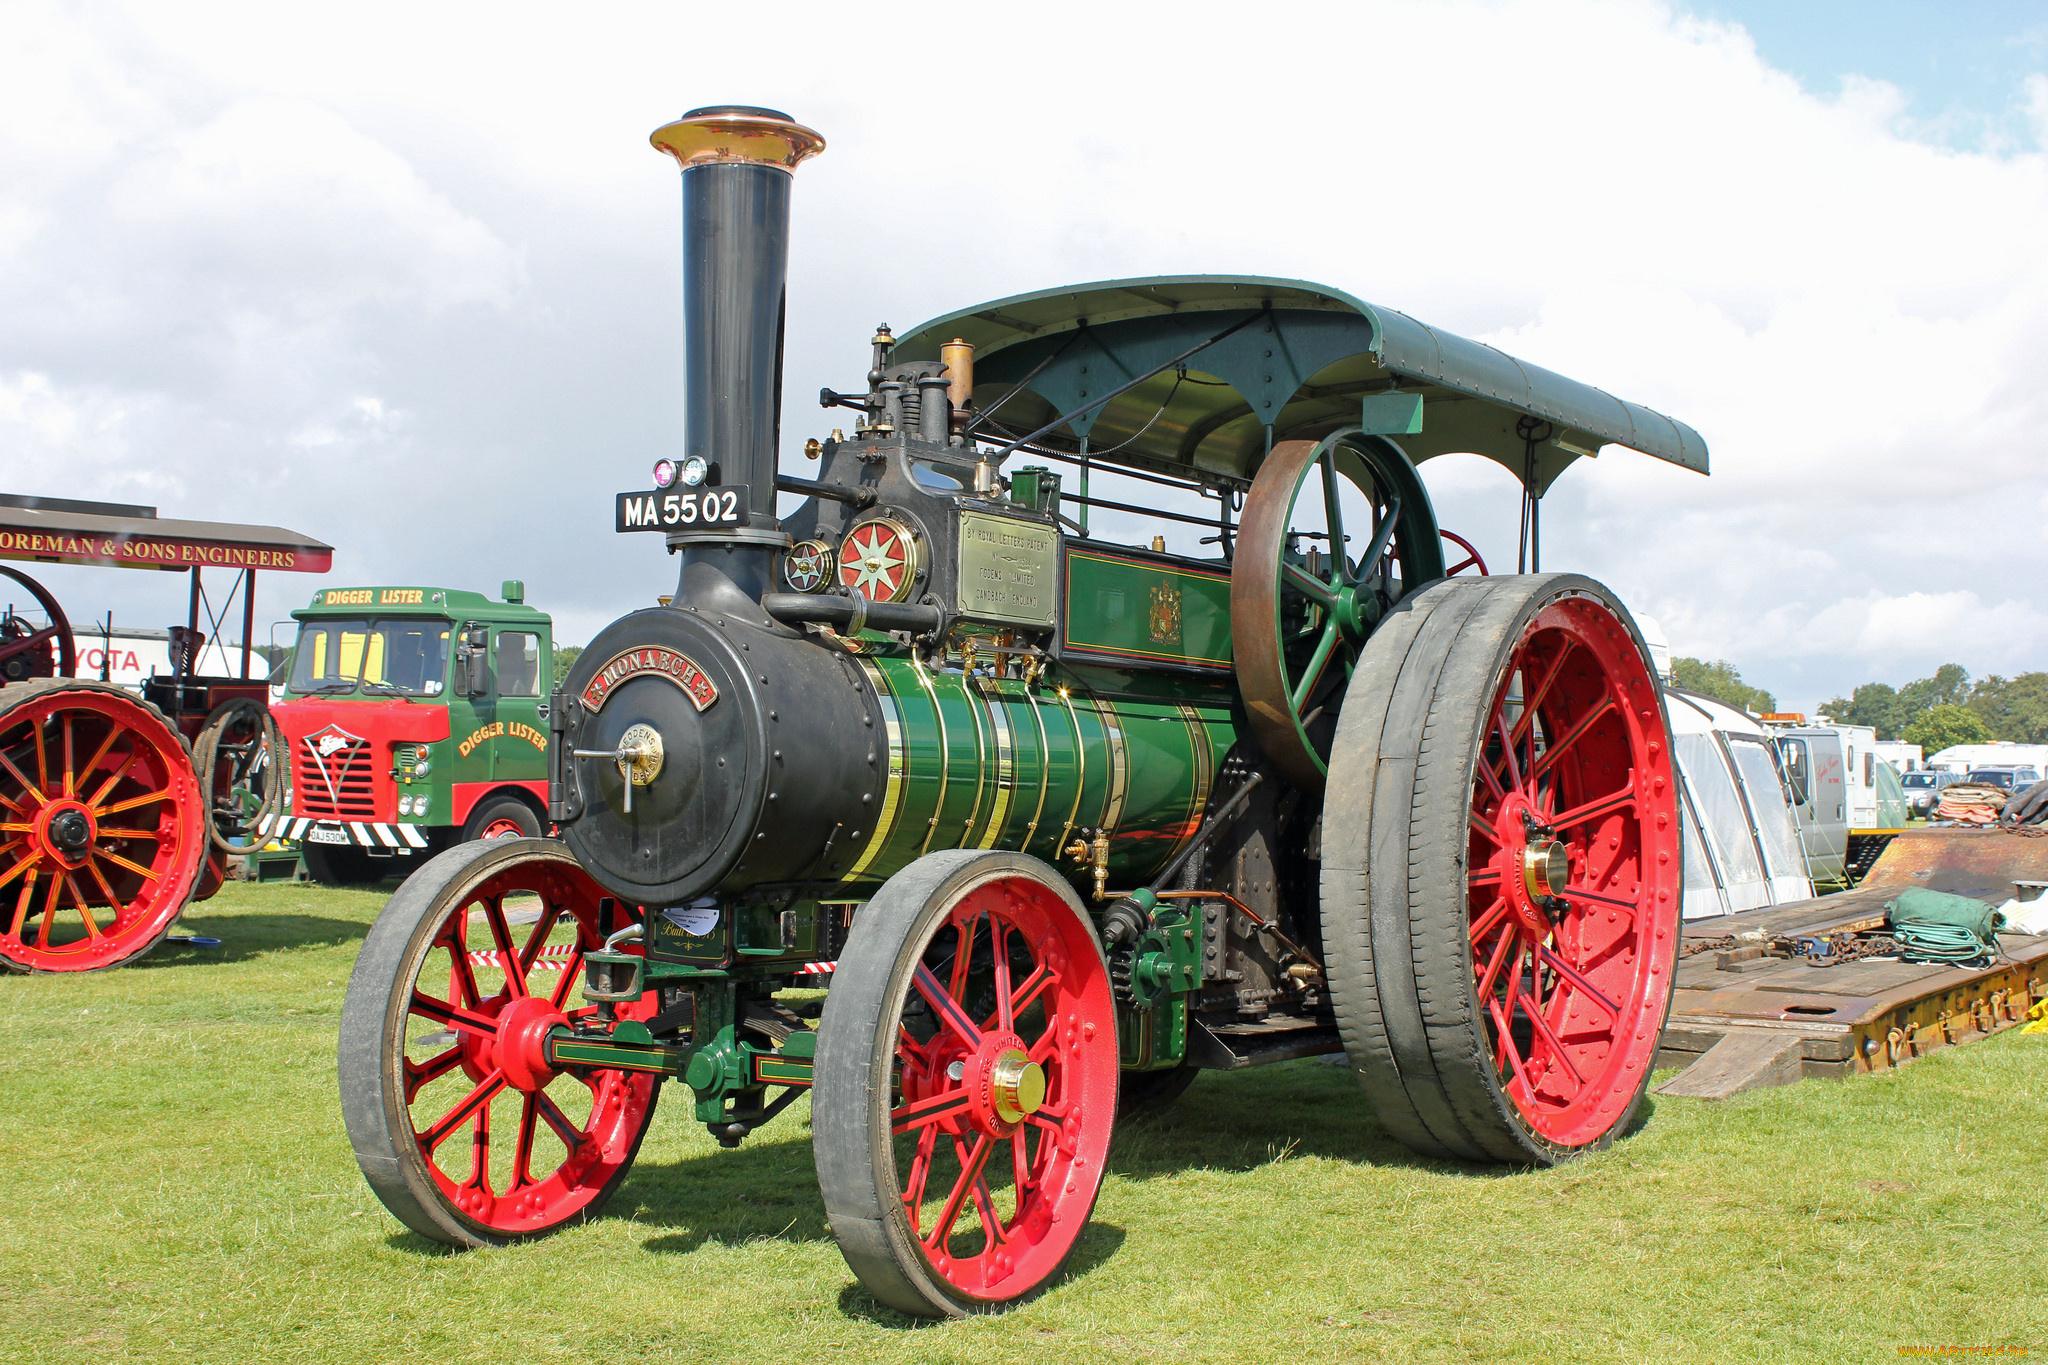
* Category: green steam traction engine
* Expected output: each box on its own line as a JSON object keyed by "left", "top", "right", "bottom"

{"left": 338, "top": 107, "right": 1709, "bottom": 1316}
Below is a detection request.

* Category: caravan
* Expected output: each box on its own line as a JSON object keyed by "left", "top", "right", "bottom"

{"left": 1666, "top": 689, "right": 1814, "bottom": 919}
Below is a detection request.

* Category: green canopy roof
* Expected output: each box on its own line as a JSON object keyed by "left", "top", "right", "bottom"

{"left": 894, "top": 275, "right": 1707, "bottom": 495}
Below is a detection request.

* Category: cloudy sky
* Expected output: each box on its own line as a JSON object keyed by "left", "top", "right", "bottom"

{"left": 2, "top": 0, "right": 2044, "bottom": 710}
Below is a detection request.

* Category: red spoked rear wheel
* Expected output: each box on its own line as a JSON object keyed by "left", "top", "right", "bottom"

{"left": 1465, "top": 589, "right": 1678, "bottom": 1149}
{"left": 338, "top": 838, "right": 660, "bottom": 1244}
{"left": 0, "top": 679, "right": 206, "bottom": 972}
{"left": 814, "top": 850, "right": 1118, "bottom": 1317}
{"left": 1320, "top": 574, "right": 1679, "bottom": 1164}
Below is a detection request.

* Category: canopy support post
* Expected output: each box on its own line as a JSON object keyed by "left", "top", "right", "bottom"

{"left": 241, "top": 569, "right": 257, "bottom": 679}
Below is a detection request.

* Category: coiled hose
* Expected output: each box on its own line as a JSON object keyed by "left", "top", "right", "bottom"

{"left": 191, "top": 699, "right": 285, "bottom": 855}
{"left": 1892, "top": 921, "right": 1997, "bottom": 963}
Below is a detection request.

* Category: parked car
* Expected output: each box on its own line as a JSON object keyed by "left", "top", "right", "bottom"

{"left": 1962, "top": 766, "right": 2041, "bottom": 792}
{"left": 1902, "top": 768, "right": 1963, "bottom": 817}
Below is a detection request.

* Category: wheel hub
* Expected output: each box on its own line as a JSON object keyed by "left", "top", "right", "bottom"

{"left": 39, "top": 801, "right": 94, "bottom": 866}
{"left": 494, "top": 994, "right": 569, "bottom": 1093}
{"left": 1521, "top": 838, "right": 1568, "bottom": 903}
{"left": 988, "top": 1049, "right": 1046, "bottom": 1124}
{"left": 1494, "top": 792, "right": 1570, "bottom": 938}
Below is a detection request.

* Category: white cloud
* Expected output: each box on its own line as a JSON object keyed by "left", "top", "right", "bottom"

{"left": 0, "top": 0, "right": 2041, "bottom": 713}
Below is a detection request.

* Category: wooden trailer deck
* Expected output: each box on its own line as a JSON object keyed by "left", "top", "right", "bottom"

{"left": 1654, "top": 828, "right": 2048, "bottom": 1099}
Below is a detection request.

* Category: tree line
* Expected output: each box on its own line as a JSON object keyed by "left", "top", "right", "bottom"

{"left": 1671, "top": 657, "right": 2048, "bottom": 753}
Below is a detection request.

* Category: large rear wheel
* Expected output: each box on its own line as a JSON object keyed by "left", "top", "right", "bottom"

{"left": 337, "top": 838, "right": 660, "bottom": 1244}
{"left": 0, "top": 678, "right": 206, "bottom": 972}
{"left": 1320, "top": 574, "right": 1680, "bottom": 1163}
{"left": 813, "top": 850, "right": 1119, "bottom": 1317}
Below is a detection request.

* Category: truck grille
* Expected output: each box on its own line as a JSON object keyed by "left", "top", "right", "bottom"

{"left": 294, "top": 737, "right": 377, "bottom": 819}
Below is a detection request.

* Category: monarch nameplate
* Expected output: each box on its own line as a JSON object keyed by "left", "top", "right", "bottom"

{"left": 957, "top": 511, "right": 1056, "bottom": 627}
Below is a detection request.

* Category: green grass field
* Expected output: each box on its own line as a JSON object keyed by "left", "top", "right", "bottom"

{"left": 2, "top": 880, "right": 2042, "bottom": 1364}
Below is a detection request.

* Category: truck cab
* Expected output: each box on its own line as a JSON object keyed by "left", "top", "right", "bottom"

{"left": 266, "top": 581, "right": 553, "bottom": 883}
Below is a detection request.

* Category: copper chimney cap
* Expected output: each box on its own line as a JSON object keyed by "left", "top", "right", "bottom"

{"left": 650, "top": 105, "right": 825, "bottom": 171}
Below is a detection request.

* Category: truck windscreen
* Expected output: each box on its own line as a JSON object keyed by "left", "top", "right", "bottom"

{"left": 288, "top": 619, "right": 452, "bottom": 697}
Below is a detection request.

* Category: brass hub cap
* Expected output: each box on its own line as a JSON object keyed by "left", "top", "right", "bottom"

{"left": 1521, "top": 838, "right": 1569, "bottom": 903}
{"left": 988, "top": 1048, "right": 1046, "bottom": 1125}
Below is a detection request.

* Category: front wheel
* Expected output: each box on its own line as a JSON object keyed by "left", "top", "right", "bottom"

{"left": 813, "top": 850, "right": 1119, "bottom": 1317}
{"left": 337, "top": 838, "right": 659, "bottom": 1245}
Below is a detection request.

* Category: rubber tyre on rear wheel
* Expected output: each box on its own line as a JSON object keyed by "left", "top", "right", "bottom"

{"left": 1319, "top": 574, "right": 1682, "bottom": 1165}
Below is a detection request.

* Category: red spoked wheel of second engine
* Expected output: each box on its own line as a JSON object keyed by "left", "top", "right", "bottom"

{"left": 337, "top": 838, "right": 660, "bottom": 1245}
{"left": 813, "top": 850, "right": 1119, "bottom": 1317}
{"left": 0, "top": 678, "right": 206, "bottom": 973}
{"left": 1319, "top": 574, "right": 1681, "bottom": 1164}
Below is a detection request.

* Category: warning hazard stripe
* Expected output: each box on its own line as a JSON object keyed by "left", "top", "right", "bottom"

{"left": 255, "top": 814, "right": 430, "bottom": 849}
{"left": 794, "top": 961, "right": 837, "bottom": 978}
{"left": 467, "top": 946, "right": 580, "bottom": 972}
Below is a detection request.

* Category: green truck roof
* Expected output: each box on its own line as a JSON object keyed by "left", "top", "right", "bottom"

{"left": 294, "top": 583, "right": 549, "bottom": 622}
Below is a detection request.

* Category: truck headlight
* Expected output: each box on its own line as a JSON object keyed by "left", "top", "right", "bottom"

{"left": 413, "top": 759, "right": 430, "bottom": 777}
{"left": 412, "top": 795, "right": 429, "bottom": 818}
{"left": 397, "top": 794, "right": 414, "bottom": 815}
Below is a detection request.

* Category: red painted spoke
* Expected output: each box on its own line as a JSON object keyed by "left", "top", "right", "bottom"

{"left": 440, "top": 919, "right": 487, "bottom": 1009}
{"left": 947, "top": 913, "right": 979, "bottom": 1005}
{"left": 925, "top": 1133, "right": 994, "bottom": 1251}
{"left": 34, "top": 872, "right": 62, "bottom": 946}
{"left": 403, "top": 1046, "right": 465, "bottom": 1103}
{"left": 32, "top": 721, "right": 49, "bottom": 796}
{"left": 65, "top": 876, "right": 99, "bottom": 938}
{"left": 482, "top": 896, "right": 528, "bottom": 999}
{"left": 1549, "top": 786, "right": 1634, "bottom": 830}
{"left": 533, "top": 1089, "right": 586, "bottom": 1152}
{"left": 1470, "top": 812, "right": 1501, "bottom": 848}
{"left": 1475, "top": 925, "right": 1520, "bottom": 998}
{"left": 1493, "top": 707, "right": 1525, "bottom": 794}
{"left": 509, "top": 1096, "right": 541, "bottom": 1191}
{"left": 76, "top": 723, "right": 123, "bottom": 793}
{"left": 991, "top": 918, "right": 1014, "bottom": 1033}
{"left": 1281, "top": 561, "right": 1340, "bottom": 608}
{"left": 83, "top": 856, "right": 125, "bottom": 917}
{"left": 1469, "top": 896, "right": 1510, "bottom": 943}
{"left": 1290, "top": 620, "right": 1342, "bottom": 712}
{"left": 901, "top": 1126, "right": 939, "bottom": 1226}
{"left": 1522, "top": 996, "right": 1586, "bottom": 1095}
{"left": 517, "top": 903, "right": 564, "bottom": 977}
{"left": 913, "top": 964, "right": 984, "bottom": 1048}
{"left": 1012, "top": 1130, "right": 1036, "bottom": 1196}
{"left": 408, "top": 990, "right": 502, "bottom": 1039}
{"left": 420, "top": 1070, "right": 506, "bottom": 1151}
{"left": 1532, "top": 696, "right": 1616, "bottom": 780}
{"left": 1468, "top": 867, "right": 1503, "bottom": 887}
{"left": 1028, "top": 1021, "right": 1064, "bottom": 1064}
{"left": 6, "top": 865, "right": 39, "bottom": 937}
{"left": 970, "top": 1177, "right": 1009, "bottom": 1247}
{"left": 93, "top": 786, "right": 168, "bottom": 818}
{"left": 461, "top": 1097, "right": 494, "bottom": 1194}
{"left": 1008, "top": 960, "right": 1056, "bottom": 1022}
{"left": 92, "top": 827, "right": 160, "bottom": 840}
{"left": 547, "top": 944, "right": 586, "bottom": 1008}
{"left": 61, "top": 716, "right": 74, "bottom": 797}
{"left": 0, "top": 750, "right": 46, "bottom": 808}
{"left": 1476, "top": 749, "right": 1507, "bottom": 802}
{"left": 1561, "top": 887, "right": 1640, "bottom": 914}
{"left": 94, "top": 847, "right": 159, "bottom": 882}
{"left": 892, "top": 1089, "right": 975, "bottom": 1135}
{"left": 1511, "top": 644, "right": 1574, "bottom": 747}
{"left": 1488, "top": 990, "right": 1531, "bottom": 1097}
{"left": 1533, "top": 943, "right": 1622, "bottom": 1019}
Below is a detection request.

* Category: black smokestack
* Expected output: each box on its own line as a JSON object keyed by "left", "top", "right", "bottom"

{"left": 650, "top": 107, "right": 825, "bottom": 584}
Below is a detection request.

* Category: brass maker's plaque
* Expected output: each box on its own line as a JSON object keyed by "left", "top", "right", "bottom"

{"left": 957, "top": 510, "right": 1056, "bottom": 627}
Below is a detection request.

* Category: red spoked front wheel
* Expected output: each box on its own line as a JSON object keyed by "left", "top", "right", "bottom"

{"left": 0, "top": 679, "right": 206, "bottom": 973}
{"left": 337, "top": 838, "right": 660, "bottom": 1244}
{"left": 1320, "top": 574, "right": 1680, "bottom": 1164}
{"left": 814, "top": 850, "right": 1119, "bottom": 1317}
